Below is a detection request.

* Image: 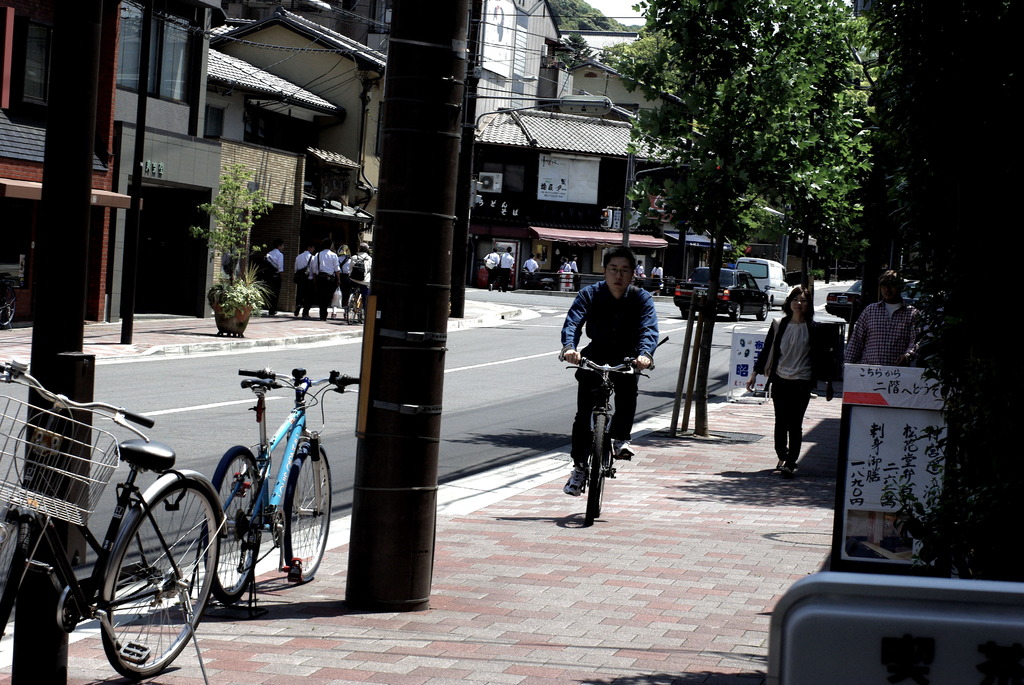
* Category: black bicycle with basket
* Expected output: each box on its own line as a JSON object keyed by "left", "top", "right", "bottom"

{"left": 0, "top": 359, "right": 224, "bottom": 680}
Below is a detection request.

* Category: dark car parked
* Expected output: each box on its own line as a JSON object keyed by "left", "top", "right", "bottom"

{"left": 673, "top": 267, "right": 768, "bottom": 321}
{"left": 825, "top": 280, "right": 862, "bottom": 321}
{"left": 825, "top": 279, "right": 921, "bottom": 322}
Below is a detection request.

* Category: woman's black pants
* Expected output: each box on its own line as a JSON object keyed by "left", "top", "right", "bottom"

{"left": 771, "top": 377, "right": 812, "bottom": 467}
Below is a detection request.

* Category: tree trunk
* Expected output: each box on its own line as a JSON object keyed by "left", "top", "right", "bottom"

{"left": 692, "top": 236, "right": 725, "bottom": 436}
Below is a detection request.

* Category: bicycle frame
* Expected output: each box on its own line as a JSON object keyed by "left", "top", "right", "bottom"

{"left": 227, "top": 382, "right": 310, "bottom": 556}
{"left": 13, "top": 464, "right": 178, "bottom": 632}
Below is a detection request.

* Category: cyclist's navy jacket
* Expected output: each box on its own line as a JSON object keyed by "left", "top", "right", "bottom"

{"left": 561, "top": 282, "right": 659, "bottom": 362}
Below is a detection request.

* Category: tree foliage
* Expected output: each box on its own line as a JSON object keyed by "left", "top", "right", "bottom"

{"left": 620, "top": 0, "right": 865, "bottom": 433}
{"left": 190, "top": 163, "right": 273, "bottom": 286}
{"left": 548, "top": 0, "right": 637, "bottom": 31}
{"left": 562, "top": 32, "right": 595, "bottom": 68}
{"left": 871, "top": 0, "right": 1020, "bottom": 580}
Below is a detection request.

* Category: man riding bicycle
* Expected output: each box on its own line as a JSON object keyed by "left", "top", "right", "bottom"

{"left": 559, "top": 246, "right": 659, "bottom": 496}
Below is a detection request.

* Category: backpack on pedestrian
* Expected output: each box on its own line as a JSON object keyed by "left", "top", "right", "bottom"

{"left": 350, "top": 255, "right": 367, "bottom": 281}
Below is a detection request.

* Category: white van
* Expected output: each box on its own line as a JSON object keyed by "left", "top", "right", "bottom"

{"left": 736, "top": 258, "right": 790, "bottom": 308}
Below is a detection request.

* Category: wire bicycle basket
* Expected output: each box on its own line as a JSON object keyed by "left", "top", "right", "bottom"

{"left": 0, "top": 395, "right": 119, "bottom": 526}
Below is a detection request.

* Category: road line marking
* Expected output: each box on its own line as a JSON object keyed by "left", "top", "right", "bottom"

{"left": 145, "top": 396, "right": 285, "bottom": 416}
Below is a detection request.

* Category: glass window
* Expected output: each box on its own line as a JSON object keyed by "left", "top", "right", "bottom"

{"left": 204, "top": 105, "right": 224, "bottom": 138}
{"left": 116, "top": 1, "right": 191, "bottom": 102}
{"left": 23, "top": 23, "right": 51, "bottom": 103}
{"left": 157, "top": 15, "right": 189, "bottom": 100}
{"left": 738, "top": 262, "right": 768, "bottom": 278}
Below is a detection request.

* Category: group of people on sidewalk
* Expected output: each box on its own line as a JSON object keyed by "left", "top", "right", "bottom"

{"left": 261, "top": 239, "right": 372, "bottom": 322}
{"left": 557, "top": 255, "right": 920, "bottom": 494}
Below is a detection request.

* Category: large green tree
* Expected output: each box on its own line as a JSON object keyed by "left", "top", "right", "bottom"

{"left": 870, "top": 0, "right": 1020, "bottom": 580}
{"left": 621, "top": 0, "right": 864, "bottom": 433}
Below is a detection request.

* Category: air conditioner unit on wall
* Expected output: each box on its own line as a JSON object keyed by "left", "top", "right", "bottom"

{"left": 478, "top": 172, "right": 503, "bottom": 193}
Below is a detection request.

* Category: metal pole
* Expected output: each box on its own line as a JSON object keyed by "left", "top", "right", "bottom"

{"left": 346, "top": 0, "right": 470, "bottom": 612}
{"left": 120, "top": 0, "right": 153, "bottom": 343}
{"left": 449, "top": 0, "right": 482, "bottom": 318}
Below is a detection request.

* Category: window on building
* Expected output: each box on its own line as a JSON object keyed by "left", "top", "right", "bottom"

{"left": 116, "top": 1, "right": 192, "bottom": 102}
{"left": 23, "top": 22, "right": 51, "bottom": 103}
{"left": 204, "top": 104, "right": 224, "bottom": 138}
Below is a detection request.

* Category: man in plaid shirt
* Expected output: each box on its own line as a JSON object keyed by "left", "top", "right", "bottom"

{"left": 844, "top": 270, "right": 920, "bottom": 366}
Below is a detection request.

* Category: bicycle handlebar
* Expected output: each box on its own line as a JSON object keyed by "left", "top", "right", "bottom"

{"left": 1, "top": 359, "right": 154, "bottom": 436}
{"left": 238, "top": 368, "right": 359, "bottom": 393}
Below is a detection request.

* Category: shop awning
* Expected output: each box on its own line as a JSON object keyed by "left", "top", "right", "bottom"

{"left": 0, "top": 178, "right": 134, "bottom": 209}
{"left": 664, "top": 230, "right": 732, "bottom": 250}
{"left": 530, "top": 226, "right": 667, "bottom": 249}
{"left": 303, "top": 200, "right": 373, "bottom": 223}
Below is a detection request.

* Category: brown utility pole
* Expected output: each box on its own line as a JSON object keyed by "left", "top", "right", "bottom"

{"left": 345, "top": 0, "right": 470, "bottom": 611}
{"left": 20, "top": 1, "right": 105, "bottom": 682}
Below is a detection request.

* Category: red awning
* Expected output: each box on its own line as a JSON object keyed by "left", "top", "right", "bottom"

{"left": 529, "top": 226, "right": 667, "bottom": 249}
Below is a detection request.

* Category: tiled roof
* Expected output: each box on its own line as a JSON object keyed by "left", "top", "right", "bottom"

{"left": 212, "top": 8, "right": 386, "bottom": 73}
{"left": 208, "top": 49, "right": 340, "bottom": 114}
{"left": 0, "top": 110, "right": 105, "bottom": 170}
{"left": 476, "top": 110, "right": 632, "bottom": 157}
{"left": 307, "top": 147, "right": 359, "bottom": 168}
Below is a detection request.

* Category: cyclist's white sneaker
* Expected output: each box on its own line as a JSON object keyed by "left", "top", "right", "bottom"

{"left": 613, "top": 440, "right": 634, "bottom": 460}
{"left": 563, "top": 466, "right": 585, "bottom": 496}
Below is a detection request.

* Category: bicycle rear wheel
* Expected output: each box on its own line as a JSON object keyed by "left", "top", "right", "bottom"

{"left": 585, "top": 414, "right": 608, "bottom": 526}
{"left": 100, "top": 475, "right": 220, "bottom": 680}
{"left": 283, "top": 441, "right": 331, "bottom": 582}
{"left": 0, "top": 284, "right": 15, "bottom": 327}
{"left": 210, "top": 446, "right": 260, "bottom": 605}
{"left": 0, "top": 512, "right": 27, "bottom": 637}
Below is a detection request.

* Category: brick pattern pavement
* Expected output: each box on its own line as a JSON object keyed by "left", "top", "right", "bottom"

{"left": 0, "top": 398, "right": 840, "bottom": 685}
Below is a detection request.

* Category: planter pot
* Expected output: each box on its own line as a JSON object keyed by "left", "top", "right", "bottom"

{"left": 212, "top": 303, "right": 253, "bottom": 337}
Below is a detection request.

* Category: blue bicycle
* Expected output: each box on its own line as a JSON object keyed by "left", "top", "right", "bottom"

{"left": 210, "top": 367, "right": 358, "bottom": 605}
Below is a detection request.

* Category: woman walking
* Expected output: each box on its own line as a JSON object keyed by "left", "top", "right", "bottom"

{"left": 747, "top": 285, "right": 838, "bottom": 477}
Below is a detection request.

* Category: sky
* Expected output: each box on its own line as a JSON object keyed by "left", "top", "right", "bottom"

{"left": 583, "top": 0, "right": 647, "bottom": 26}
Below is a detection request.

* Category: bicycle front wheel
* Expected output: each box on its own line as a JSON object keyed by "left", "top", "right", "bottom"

{"left": 585, "top": 414, "right": 608, "bottom": 526}
{"left": 283, "top": 442, "right": 331, "bottom": 582}
{"left": 210, "top": 446, "right": 260, "bottom": 605}
{"left": 100, "top": 476, "right": 220, "bottom": 680}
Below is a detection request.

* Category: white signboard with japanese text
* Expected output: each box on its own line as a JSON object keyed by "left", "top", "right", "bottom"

{"left": 769, "top": 572, "right": 1024, "bottom": 685}
{"left": 537, "top": 154, "right": 599, "bottom": 204}
{"left": 832, "top": 366, "right": 947, "bottom": 573}
{"left": 729, "top": 327, "right": 768, "bottom": 396}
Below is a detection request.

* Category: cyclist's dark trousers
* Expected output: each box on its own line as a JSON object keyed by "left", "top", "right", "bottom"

{"left": 570, "top": 369, "right": 638, "bottom": 468}
{"left": 770, "top": 377, "right": 812, "bottom": 466}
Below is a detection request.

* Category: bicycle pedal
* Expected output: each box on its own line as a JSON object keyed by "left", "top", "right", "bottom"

{"left": 119, "top": 641, "right": 151, "bottom": 665}
{"left": 286, "top": 558, "right": 303, "bottom": 583}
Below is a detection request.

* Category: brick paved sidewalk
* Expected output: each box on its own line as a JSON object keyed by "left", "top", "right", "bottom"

{"left": 5, "top": 397, "right": 840, "bottom": 684}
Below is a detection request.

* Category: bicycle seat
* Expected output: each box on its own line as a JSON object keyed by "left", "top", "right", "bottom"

{"left": 119, "top": 439, "right": 176, "bottom": 472}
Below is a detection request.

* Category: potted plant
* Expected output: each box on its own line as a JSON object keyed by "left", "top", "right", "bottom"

{"left": 191, "top": 164, "right": 274, "bottom": 337}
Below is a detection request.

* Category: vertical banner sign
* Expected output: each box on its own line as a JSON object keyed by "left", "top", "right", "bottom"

{"left": 831, "top": 365, "right": 946, "bottom": 574}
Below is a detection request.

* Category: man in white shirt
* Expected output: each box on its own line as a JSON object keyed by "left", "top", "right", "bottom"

{"left": 484, "top": 248, "right": 500, "bottom": 291}
{"left": 497, "top": 246, "right": 515, "bottom": 292}
{"left": 524, "top": 254, "right": 539, "bottom": 273}
{"left": 293, "top": 240, "right": 316, "bottom": 318}
{"left": 264, "top": 238, "right": 285, "bottom": 315}
{"left": 309, "top": 239, "right": 340, "bottom": 321}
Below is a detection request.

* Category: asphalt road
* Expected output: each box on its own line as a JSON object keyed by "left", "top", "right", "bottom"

{"left": 75, "top": 285, "right": 849, "bottom": 554}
